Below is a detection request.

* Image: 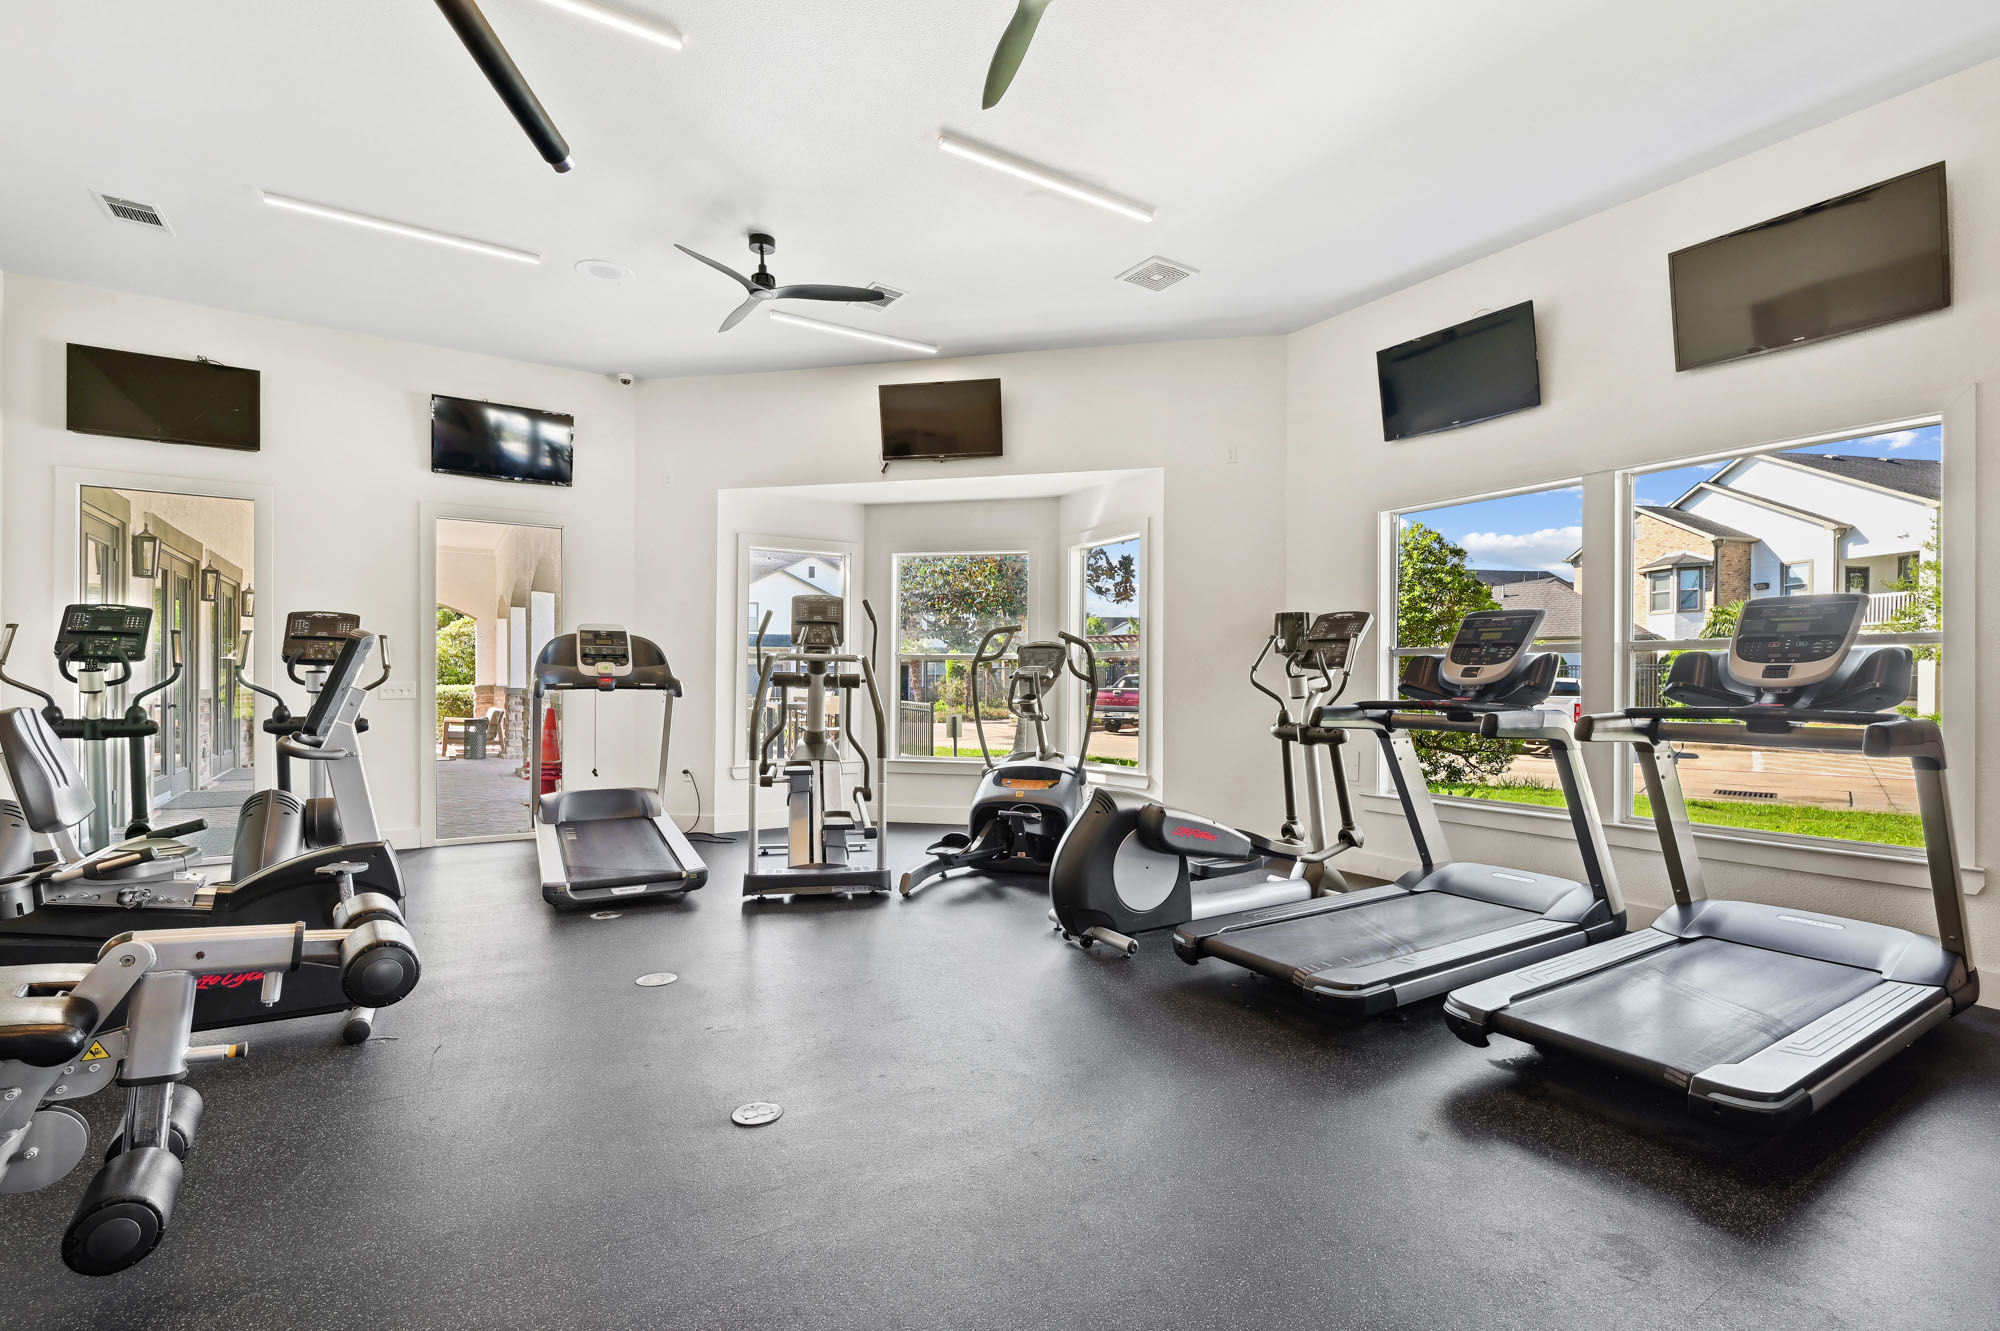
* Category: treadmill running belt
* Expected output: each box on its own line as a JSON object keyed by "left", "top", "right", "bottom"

{"left": 1497, "top": 937, "right": 1882, "bottom": 1080}
{"left": 558, "top": 818, "right": 683, "bottom": 886}
{"left": 1204, "top": 892, "right": 1539, "bottom": 980}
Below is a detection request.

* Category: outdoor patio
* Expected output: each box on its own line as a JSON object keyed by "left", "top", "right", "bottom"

{"left": 436, "top": 755, "right": 532, "bottom": 840}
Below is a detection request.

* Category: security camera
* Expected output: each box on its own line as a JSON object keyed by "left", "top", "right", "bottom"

{"left": 615, "top": 371, "right": 635, "bottom": 386}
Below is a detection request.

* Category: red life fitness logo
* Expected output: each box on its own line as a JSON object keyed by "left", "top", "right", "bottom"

{"left": 1172, "top": 824, "right": 1218, "bottom": 843}
{"left": 196, "top": 971, "right": 266, "bottom": 991}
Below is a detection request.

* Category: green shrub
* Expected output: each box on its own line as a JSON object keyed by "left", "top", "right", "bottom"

{"left": 437, "top": 685, "right": 474, "bottom": 739}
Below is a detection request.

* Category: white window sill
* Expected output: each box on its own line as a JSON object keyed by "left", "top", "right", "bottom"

{"left": 1357, "top": 791, "right": 1986, "bottom": 896}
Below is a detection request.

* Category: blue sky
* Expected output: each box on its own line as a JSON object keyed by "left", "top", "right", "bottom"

{"left": 1402, "top": 424, "right": 1941, "bottom": 575}
{"left": 1084, "top": 536, "right": 1141, "bottom": 617}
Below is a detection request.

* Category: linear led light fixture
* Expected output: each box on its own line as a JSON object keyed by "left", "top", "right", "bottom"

{"left": 532, "top": 0, "right": 683, "bottom": 49}
{"left": 936, "top": 131, "right": 1154, "bottom": 223}
{"left": 769, "top": 310, "right": 939, "bottom": 355}
{"left": 260, "top": 192, "right": 542, "bottom": 265}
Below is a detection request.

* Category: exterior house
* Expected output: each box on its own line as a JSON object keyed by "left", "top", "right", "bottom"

{"left": 1472, "top": 569, "right": 1584, "bottom": 674}
{"left": 747, "top": 551, "right": 846, "bottom": 647}
{"left": 1571, "top": 452, "right": 1938, "bottom": 640}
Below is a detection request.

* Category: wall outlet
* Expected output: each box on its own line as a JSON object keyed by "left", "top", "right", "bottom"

{"left": 377, "top": 684, "right": 418, "bottom": 701}
{"left": 1225, "top": 444, "right": 1239, "bottom": 464}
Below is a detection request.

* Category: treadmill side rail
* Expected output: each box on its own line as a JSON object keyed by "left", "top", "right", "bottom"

{"left": 1444, "top": 929, "right": 1678, "bottom": 1027}
{"left": 1687, "top": 981, "right": 1951, "bottom": 1114}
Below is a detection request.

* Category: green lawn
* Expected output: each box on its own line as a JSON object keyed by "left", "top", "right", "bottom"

{"left": 1432, "top": 782, "right": 1924, "bottom": 848}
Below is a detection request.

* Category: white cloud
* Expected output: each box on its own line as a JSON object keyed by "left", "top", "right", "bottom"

{"left": 1459, "top": 526, "right": 1583, "bottom": 576}
{"left": 1879, "top": 429, "right": 1923, "bottom": 450}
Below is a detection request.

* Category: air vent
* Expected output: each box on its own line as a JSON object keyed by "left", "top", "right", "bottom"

{"left": 860, "top": 283, "right": 905, "bottom": 311}
{"left": 95, "top": 193, "right": 171, "bottom": 232}
{"left": 1117, "top": 256, "right": 1197, "bottom": 292}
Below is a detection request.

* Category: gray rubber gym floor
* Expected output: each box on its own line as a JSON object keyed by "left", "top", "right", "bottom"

{"left": 4, "top": 830, "right": 1997, "bottom": 1330}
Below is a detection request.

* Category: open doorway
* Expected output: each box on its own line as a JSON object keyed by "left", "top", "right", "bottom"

{"left": 433, "top": 518, "right": 562, "bottom": 841}
{"left": 76, "top": 486, "right": 255, "bottom": 857}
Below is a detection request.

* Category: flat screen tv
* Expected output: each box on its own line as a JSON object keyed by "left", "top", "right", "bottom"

{"left": 1377, "top": 301, "right": 1541, "bottom": 441}
{"left": 880, "top": 378, "right": 1002, "bottom": 462}
{"left": 431, "top": 394, "right": 574, "bottom": 487}
{"left": 1669, "top": 162, "right": 1950, "bottom": 371}
{"left": 67, "top": 344, "right": 260, "bottom": 451}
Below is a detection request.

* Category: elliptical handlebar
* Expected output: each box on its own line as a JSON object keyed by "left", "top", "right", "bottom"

{"left": 0, "top": 621, "right": 62, "bottom": 717}
{"left": 126, "top": 630, "right": 184, "bottom": 721}
{"left": 969, "top": 624, "right": 1020, "bottom": 773}
{"left": 1056, "top": 631, "right": 1097, "bottom": 769}
{"left": 365, "top": 635, "right": 392, "bottom": 691}
{"left": 230, "top": 629, "right": 293, "bottom": 722}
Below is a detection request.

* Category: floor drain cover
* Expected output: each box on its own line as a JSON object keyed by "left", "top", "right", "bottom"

{"left": 635, "top": 972, "right": 678, "bottom": 987}
{"left": 732, "top": 1102, "right": 782, "bottom": 1127}
{"left": 590, "top": 911, "right": 622, "bottom": 920}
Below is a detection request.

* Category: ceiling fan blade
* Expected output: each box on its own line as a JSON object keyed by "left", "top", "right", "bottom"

{"left": 771, "top": 285, "right": 887, "bottom": 303}
{"left": 675, "top": 244, "right": 759, "bottom": 294}
{"left": 718, "top": 293, "right": 767, "bottom": 332}
{"left": 982, "top": 0, "right": 1054, "bottom": 109}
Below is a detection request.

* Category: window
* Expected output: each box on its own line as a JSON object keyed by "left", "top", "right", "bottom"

{"left": 1647, "top": 571, "right": 1670, "bottom": 613}
{"left": 1078, "top": 535, "right": 1143, "bottom": 771}
{"left": 1676, "top": 567, "right": 1703, "bottom": 613}
{"left": 1390, "top": 482, "right": 1583, "bottom": 806}
{"left": 893, "top": 552, "right": 1029, "bottom": 760}
{"left": 1624, "top": 421, "right": 1943, "bottom": 851}
{"left": 745, "top": 546, "right": 850, "bottom": 762}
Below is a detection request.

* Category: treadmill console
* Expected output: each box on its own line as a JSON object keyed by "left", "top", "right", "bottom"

{"left": 575, "top": 625, "right": 634, "bottom": 681}
{"left": 282, "top": 611, "right": 362, "bottom": 665}
{"left": 1441, "top": 609, "right": 1545, "bottom": 689}
{"left": 1304, "top": 611, "right": 1372, "bottom": 670}
{"left": 791, "top": 595, "right": 844, "bottom": 653}
{"left": 56, "top": 603, "right": 151, "bottom": 665}
{"left": 1726, "top": 593, "right": 1867, "bottom": 690}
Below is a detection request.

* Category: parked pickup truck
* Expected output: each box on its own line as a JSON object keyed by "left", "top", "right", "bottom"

{"left": 1095, "top": 675, "right": 1140, "bottom": 732}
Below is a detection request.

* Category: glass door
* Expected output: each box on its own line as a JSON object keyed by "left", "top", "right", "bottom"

{"left": 152, "top": 548, "right": 198, "bottom": 801}
{"left": 79, "top": 509, "right": 130, "bottom": 832}
{"left": 208, "top": 575, "right": 243, "bottom": 777}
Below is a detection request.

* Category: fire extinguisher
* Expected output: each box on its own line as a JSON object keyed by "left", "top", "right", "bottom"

{"left": 540, "top": 706, "right": 561, "bottom": 795}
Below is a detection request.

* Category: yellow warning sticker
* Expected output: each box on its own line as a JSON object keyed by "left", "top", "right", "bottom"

{"left": 82, "top": 1041, "right": 110, "bottom": 1062}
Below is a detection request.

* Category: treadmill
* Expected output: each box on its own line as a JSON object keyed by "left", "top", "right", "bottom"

{"left": 1171, "top": 608, "right": 1625, "bottom": 1015}
{"left": 1446, "top": 593, "right": 1977, "bottom": 1131}
{"left": 530, "top": 625, "right": 708, "bottom": 910}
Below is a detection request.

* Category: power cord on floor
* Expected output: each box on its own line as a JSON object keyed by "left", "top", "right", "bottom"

{"left": 676, "top": 767, "right": 735, "bottom": 844}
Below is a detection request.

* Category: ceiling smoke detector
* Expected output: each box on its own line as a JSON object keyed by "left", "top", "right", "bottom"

{"left": 859, "top": 283, "right": 904, "bottom": 311}
{"left": 95, "top": 192, "right": 171, "bottom": 233}
{"left": 1117, "top": 256, "right": 1197, "bottom": 292}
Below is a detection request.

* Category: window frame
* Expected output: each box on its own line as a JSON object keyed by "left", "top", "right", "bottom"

{"left": 1781, "top": 559, "right": 1812, "bottom": 596}
{"left": 734, "top": 535, "right": 860, "bottom": 771}
{"left": 1675, "top": 566, "right": 1703, "bottom": 613}
{"left": 1380, "top": 477, "right": 1586, "bottom": 806}
{"left": 889, "top": 548, "right": 1033, "bottom": 767}
{"left": 1071, "top": 528, "right": 1149, "bottom": 779}
{"left": 1612, "top": 414, "right": 1951, "bottom": 863}
{"left": 1647, "top": 570, "right": 1671, "bottom": 613}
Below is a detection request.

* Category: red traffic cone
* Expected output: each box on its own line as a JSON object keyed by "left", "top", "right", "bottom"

{"left": 540, "top": 707, "right": 562, "bottom": 794}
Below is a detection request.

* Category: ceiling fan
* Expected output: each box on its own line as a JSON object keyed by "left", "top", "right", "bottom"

{"left": 983, "top": 0, "right": 1056, "bottom": 109}
{"left": 674, "top": 233, "right": 886, "bottom": 332}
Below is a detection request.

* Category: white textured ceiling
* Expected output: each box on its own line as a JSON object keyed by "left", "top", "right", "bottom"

{"left": 3, "top": 1, "right": 1999, "bottom": 379}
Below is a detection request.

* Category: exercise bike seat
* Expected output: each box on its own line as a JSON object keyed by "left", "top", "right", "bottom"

{"left": 0, "top": 963, "right": 98, "bottom": 1067}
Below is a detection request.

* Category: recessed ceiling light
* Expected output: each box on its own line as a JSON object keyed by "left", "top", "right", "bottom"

{"left": 575, "top": 258, "right": 633, "bottom": 282}
{"left": 531, "top": 0, "right": 683, "bottom": 49}
{"left": 261, "top": 191, "right": 541, "bottom": 264}
{"left": 936, "top": 131, "right": 1154, "bottom": 223}
{"left": 768, "top": 310, "right": 938, "bottom": 356}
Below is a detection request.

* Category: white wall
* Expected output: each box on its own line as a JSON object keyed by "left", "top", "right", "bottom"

{"left": 1283, "top": 56, "right": 2000, "bottom": 977}
{"left": 646, "top": 337, "right": 1290, "bottom": 835}
{"left": 0, "top": 273, "right": 643, "bottom": 845}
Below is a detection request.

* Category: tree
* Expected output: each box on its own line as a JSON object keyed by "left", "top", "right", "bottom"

{"left": 438, "top": 605, "right": 469, "bottom": 630}
{"left": 1395, "top": 522, "right": 1511, "bottom": 788}
{"left": 1700, "top": 598, "right": 1744, "bottom": 639}
{"left": 436, "top": 612, "right": 476, "bottom": 686}
{"left": 1883, "top": 529, "right": 1941, "bottom": 661}
{"left": 897, "top": 554, "right": 1031, "bottom": 654}
{"left": 1084, "top": 545, "right": 1138, "bottom": 607}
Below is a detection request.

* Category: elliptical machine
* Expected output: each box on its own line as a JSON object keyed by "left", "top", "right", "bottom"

{"left": 229, "top": 611, "right": 390, "bottom": 878}
{"left": 900, "top": 626, "right": 1097, "bottom": 897}
{"left": 745, "top": 594, "right": 891, "bottom": 898}
{"left": 1049, "top": 611, "right": 1371, "bottom": 953}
